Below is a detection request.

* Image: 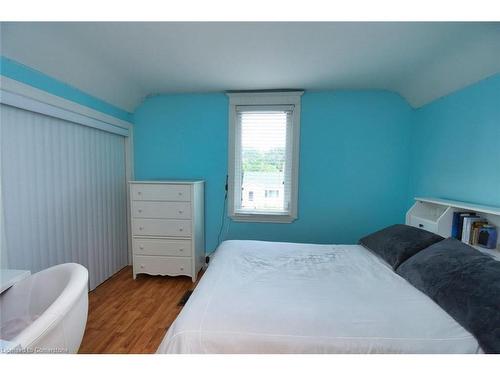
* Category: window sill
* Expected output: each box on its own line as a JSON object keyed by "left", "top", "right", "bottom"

{"left": 230, "top": 212, "right": 297, "bottom": 223}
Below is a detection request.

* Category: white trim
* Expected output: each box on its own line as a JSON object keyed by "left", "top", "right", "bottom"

{"left": 0, "top": 129, "right": 6, "bottom": 267}
{"left": 228, "top": 91, "right": 304, "bottom": 97}
{"left": 125, "top": 127, "right": 135, "bottom": 264}
{"left": 0, "top": 89, "right": 129, "bottom": 137}
{"left": 415, "top": 197, "right": 500, "bottom": 216}
{"left": 227, "top": 91, "right": 303, "bottom": 224}
{"left": 129, "top": 180, "right": 204, "bottom": 184}
{"left": 229, "top": 212, "right": 297, "bottom": 223}
{"left": 0, "top": 76, "right": 132, "bottom": 130}
{"left": 235, "top": 105, "right": 295, "bottom": 112}
{"left": 228, "top": 91, "right": 303, "bottom": 106}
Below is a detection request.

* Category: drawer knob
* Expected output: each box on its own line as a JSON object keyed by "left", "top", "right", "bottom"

{"left": 179, "top": 248, "right": 184, "bottom": 252}
{"left": 139, "top": 226, "right": 144, "bottom": 231}
{"left": 138, "top": 209, "right": 142, "bottom": 213}
{"left": 180, "top": 267, "right": 184, "bottom": 271}
{"left": 137, "top": 191, "right": 142, "bottom": 195}
{"left": 179, "top": 228, "right": 183, "bottom": 232}
{"left": 178, "top": 210, "right": 183, "bottom": 214}
{"left": 139, "top": 245, "right": 144, "bottom": 249}
{"left": 140, "top": 264, "right": 144, "bottom": 269}
{"left": 178, "top": 192, "right": 183, "bottom": 196}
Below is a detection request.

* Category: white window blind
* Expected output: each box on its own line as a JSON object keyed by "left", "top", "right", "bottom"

{"left": 234, "top": 106, "right": 293, "bottom": 215}
{"left": 1, "top": 104, "right": 129, "bottom": 290}
{"left": 228, "top": 91, "right": 303, "bottom": 223}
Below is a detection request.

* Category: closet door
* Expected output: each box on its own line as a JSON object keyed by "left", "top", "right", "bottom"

{"left": 1, "top": 104, "right": 128, "bottom": 290}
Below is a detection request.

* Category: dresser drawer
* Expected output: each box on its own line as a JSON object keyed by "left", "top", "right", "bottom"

{"left": 131, "top": 184, "right": 191, "bottom": 202}
{"left": 132, "top": 218, "right": 192, "bottom": 237}
{"left": 133, "top": 238, "right": 191, "bottom": 257}
{"left": 134, "top": 255, "right": 192, "bottom": 276}
{"left": 132, "top": 201, "right": 191, "bottom": 219}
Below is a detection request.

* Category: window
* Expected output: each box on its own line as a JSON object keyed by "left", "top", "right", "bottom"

{"left": 227, "top": 91, "right": 303, "bottom": 223}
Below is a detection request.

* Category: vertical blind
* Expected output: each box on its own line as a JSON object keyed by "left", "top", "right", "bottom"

{"left": 1, "top": 104, "right": 128, "bottom": 290}
{"left": 234, "top": 105, "right": 294, "bottom": 214}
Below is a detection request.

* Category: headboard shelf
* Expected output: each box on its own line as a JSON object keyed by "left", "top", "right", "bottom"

{"left": 406, "top": 197, "right": 500, "bottom": 259}
{"left": 414, "top": 197, "right": 500, "bottom": 216}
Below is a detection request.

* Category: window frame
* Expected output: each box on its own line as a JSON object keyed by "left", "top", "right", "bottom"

{"left": 227, "top": 91, "right": 303, "bottom": 223}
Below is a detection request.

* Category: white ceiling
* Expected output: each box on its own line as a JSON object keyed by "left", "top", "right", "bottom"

{"left": 1, "top": 22, "right": 499, "bottom": 112}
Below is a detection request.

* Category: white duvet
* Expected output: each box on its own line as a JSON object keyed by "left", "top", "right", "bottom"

{"left": 157, "top": 240, "right": 481, "bottom": 354}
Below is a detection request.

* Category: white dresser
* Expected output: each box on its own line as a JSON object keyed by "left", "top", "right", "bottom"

{"left": 130, "top": 181, "right": 205, "bottom": 282}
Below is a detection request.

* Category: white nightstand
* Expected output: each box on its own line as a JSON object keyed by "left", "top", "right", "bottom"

{"left": 0, "top": 269, "right": 31, "bottom": 294}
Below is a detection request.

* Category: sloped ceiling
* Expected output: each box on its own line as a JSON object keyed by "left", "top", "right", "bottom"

{"left": 1, "top": 22, "right": 499, "bottom": 112}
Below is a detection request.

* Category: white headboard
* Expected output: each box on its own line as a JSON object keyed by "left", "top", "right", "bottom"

{"left": 406, "top": 197, "right": 500, "bottom": 260}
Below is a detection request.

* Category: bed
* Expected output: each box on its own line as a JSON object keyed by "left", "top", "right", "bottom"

{"left": 157, "top": 240, "right": 481, "bottom": 354}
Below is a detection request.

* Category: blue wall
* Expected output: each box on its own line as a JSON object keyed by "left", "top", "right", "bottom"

{"left": 410, "top": 73, "right": 500, "bottom": 207}
{"left": 134, "top": 91, "right": 413, "bottom": 252}
{"left": 0, "top": 56, "right": 132, "bottom": 122}
{"left": 7, "top": 56, "right": 497, "bottom": 254}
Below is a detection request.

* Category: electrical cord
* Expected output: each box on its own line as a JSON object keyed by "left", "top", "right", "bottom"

{"left": 216, "top": 175, "right": 229, "bottom": 247}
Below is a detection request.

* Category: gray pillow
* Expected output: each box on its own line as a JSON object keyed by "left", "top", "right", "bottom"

{"left": 359, "top": 224, "right": 444, "bottom": 269}
{"left": 397, "top": 238, "right": 500, "bottom": 354}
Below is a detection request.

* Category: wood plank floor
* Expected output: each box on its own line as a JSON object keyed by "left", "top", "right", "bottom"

{"left": 79, "top": 266, "right": 198, "bottom": 354}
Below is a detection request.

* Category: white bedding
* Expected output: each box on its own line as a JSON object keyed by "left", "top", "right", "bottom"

{"left": 157, "top": 240, "right": 481, "bottom": 354}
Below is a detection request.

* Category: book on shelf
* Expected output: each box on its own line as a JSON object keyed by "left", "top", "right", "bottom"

{"left": 452, "top": 212, "right": 475, "bottom": 241}
{"left": 461, "top": 216, "right": 482, "bottom": 244}
{"left": 471, "top": 221, "right": 489, "bottom": 245}
{"left": 451, "top": 211, "right": 464, "bottom": 239}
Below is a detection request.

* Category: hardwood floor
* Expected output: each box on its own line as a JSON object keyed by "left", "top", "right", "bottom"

{"left": 79, "top": 266, "right": 198, "bottom": 354}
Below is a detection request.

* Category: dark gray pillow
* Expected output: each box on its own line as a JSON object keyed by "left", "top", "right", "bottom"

{"left": 359, "top": 224, "right": 444, "bottom": 269}
{"left": 397, "top": 238, "right": 500, "bottom": 354}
